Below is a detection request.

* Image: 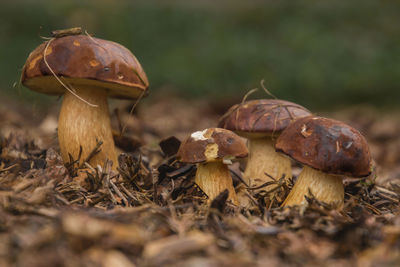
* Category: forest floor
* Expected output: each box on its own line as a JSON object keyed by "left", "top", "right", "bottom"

{"left": 0, "top": 95, "right": 399, "bottom": 267}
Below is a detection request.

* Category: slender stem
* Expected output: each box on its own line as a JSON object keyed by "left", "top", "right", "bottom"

{"left": 282, "top": 166, "right": 344, "bottom": 208}
{"left": 195, "top": 161, "right": 238, "bottom": 205}
{"left": 58, "top": 86, "right": 118, "bottom": 169}
{"left": 243, "top": 137, "right": 292, "bottom": 189}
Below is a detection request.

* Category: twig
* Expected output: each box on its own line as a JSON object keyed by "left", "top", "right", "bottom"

{"left": 120, "top": 183, "right": 137, "bottom": 201}
{"left": 0, "top": 164, "right": 18, "bottom": 173}
{"left": 230, "top": 168, "right": 248, "bottom": 187}
{"left": 79, "top": 140, "right": 103, "bottom": 168}
{"left": 110, "top": 179, "right": 129, "bottom": 206}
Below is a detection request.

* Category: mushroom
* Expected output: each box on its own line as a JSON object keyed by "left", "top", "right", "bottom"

{"left": 21, "top": 34, "right": 149, "bottom": 168}
{"left": 177, "top": 128, "right": 248, "bottom": 204}
{"left": 218, "top": 99, "right": 311, "bottom": 189}
{"left": 275, "top": 116, "right": 372, "bottom": 208}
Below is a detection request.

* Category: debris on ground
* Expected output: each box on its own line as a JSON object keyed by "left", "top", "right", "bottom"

{"left": 0, "top": 97, "right": 399, "bottom": 266}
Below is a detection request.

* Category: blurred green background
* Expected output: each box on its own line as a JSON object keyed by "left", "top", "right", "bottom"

{"left": 1, "top": 0, "right": 399, "bottom": 109}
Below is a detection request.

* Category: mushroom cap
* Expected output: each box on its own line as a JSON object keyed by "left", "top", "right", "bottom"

{"left": 177, "top": 128, "right": 248, "bottom": 164}
{"left": 218, "top": 99, "right": 312, "bottom": 138}
{"left": 21, "top": 35, "right": 149, "bottom": 100}
{"left": 275, "top": 116, "right": 372, "bottom": 177}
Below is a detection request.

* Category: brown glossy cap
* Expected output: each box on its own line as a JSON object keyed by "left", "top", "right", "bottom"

{"left": 275, "top": 116, "right": 372, "bottom": 177}
{"left": 218, "top": 99, "right": 312, "bottom": 138}
{"left": 177, "top": 128, "right": 248, "bottom": 164}
{"left": 21, "top": 35, "right": 149, "bottom": 99}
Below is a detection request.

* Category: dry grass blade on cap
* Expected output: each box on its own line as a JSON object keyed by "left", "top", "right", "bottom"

{"left": 41, "top": 36, "right": 98, "bottom": 108}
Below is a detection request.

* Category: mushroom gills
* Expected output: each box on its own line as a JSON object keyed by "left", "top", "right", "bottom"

{"left": 244, "top": 137, "right": 292, "bottom": 189}
{"left": 58, "top": 85, "right": 118, "bottom": 168}
{"left": 282, "top": 166, "right": 344, "bottom": 208}
{"left": 23, "top": 76, "right": 146, "bottom": 99}
{"left": 195, "top": 161, "right": 238, "bottom": 205}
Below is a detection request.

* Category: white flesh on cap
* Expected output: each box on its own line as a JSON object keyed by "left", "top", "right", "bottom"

{"left": 58, "top": 86, "right": 118, "bottom": 169}
{"left": 195, "top": 161, "right": 238, "bottom": 205}
{"left": 243, "top": 137, "right": 292, "bottom": 189}
{"left": 282, "top": 166, "right": 344, "bottom": 208}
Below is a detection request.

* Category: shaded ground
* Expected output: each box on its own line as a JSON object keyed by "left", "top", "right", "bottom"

{"left": 0, "top": 95, "right": 400, "bottom": 266}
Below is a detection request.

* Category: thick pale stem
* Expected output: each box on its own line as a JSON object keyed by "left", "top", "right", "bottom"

{"left": 195, "top": 161, "right": 238, "bottom": 205}
{"left": 243, "top": 138, "right": 292, "bottom": 188}
{"left": 58, "top": 87, "right": 118, "bottom": 169}
{"left": 282, "top": 166, "right": 344, "bottom": 208}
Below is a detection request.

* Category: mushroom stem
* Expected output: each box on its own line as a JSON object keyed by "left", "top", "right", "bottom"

{"left": 282, "top": 166, "right": 344, "bottom": 208}
{"left": 195, "top": 161, "right": 238, "bottom": 205}
{"left": 58, "top": 86, "right": 118, "bottom": 168}
{"left": 244, "top": 137, "right": 292, "bottom": 188}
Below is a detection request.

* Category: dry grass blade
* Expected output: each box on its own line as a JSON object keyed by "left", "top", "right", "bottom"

{"left": 42, "top": 38, "right": 98, "bottom": 107}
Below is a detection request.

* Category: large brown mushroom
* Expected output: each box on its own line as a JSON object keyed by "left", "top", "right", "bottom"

{"left": 177, "top": 128, "right": 248, "bottom": 204}
{"left": 218, "top": 99, "right": 311, "bottom": 188}
{"left": 275, "top": 116, "right": 372, "bottom": 208}
{"left": 21, "top": 34, "right": 149, "bottom": 168}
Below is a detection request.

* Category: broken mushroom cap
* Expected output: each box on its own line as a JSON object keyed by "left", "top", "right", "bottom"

{"left": 177, "top": 128, "right": 248, "bottom": 163}
{"left": 275, "top": 116, "right": 372, "bottom": 177}
{"left": 21, "top": 34, "right": 149, "bottom": 99}
{"left": 177, "top": 128, "right": 248, "bottom": 205}
{"left": 218, "top": 99, "right": 312, "bottom": 138}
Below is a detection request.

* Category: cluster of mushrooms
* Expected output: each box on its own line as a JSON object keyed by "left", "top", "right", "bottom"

{"left": 179, "top": 100, "right": 372, "bottom": 208}
{"left": 21, "top": 30, "right": 372, "bottom": 209}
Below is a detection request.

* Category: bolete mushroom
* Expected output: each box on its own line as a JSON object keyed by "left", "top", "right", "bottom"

{"left": 21, "top": 34, "right": 149, "bottom": 168}
{"left": 218, "top": 99, "right": 311, "bottom": 188}
{"left": 275, "top": 116, "right": 372, "bottom": 208}
{"left": 177, "top": 128, "right": 248, "bottom": 204}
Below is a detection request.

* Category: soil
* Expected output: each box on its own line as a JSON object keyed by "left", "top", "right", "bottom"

{"left": 0, "top": 95, "right": 399, "bottom": 267}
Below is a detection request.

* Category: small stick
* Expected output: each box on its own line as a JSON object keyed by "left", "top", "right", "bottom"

{"left": 79, "top": 140, "right": 103, "bottom": 168}
{"left": 107, "top": 187, "right": 118, "bottom": 204}
{"left": 51, "top": 27, "right": 82, "bottom": 38}
{"left": 0, "top": 164, "right": 18, "bottom": 173}
{"left": 230, "top": 168, "right": 248, "bottom": 187}
{"left": 120, "top": 183, "right": 137, "bottom": 201}
{"left": 69, "top": 196, "right": 84, "bottom": 204}
{"left": 110, "top": 179, "right": 129, "bottom": 206}
{"left": 375, "top": 185, "right": 398, "bottom": 197}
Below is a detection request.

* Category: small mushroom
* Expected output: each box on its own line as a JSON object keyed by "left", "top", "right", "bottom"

{"left": 218, "top": 99, "right": 311, "bottom": 188}
{"left": 177, "top": 128, "right": 248, "bottom": 204}
{"left": 275, "top": 116, "right": 372, "bottom": 208}
{"left": 21, "top": 34, "right": 149, "bottom": 168}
